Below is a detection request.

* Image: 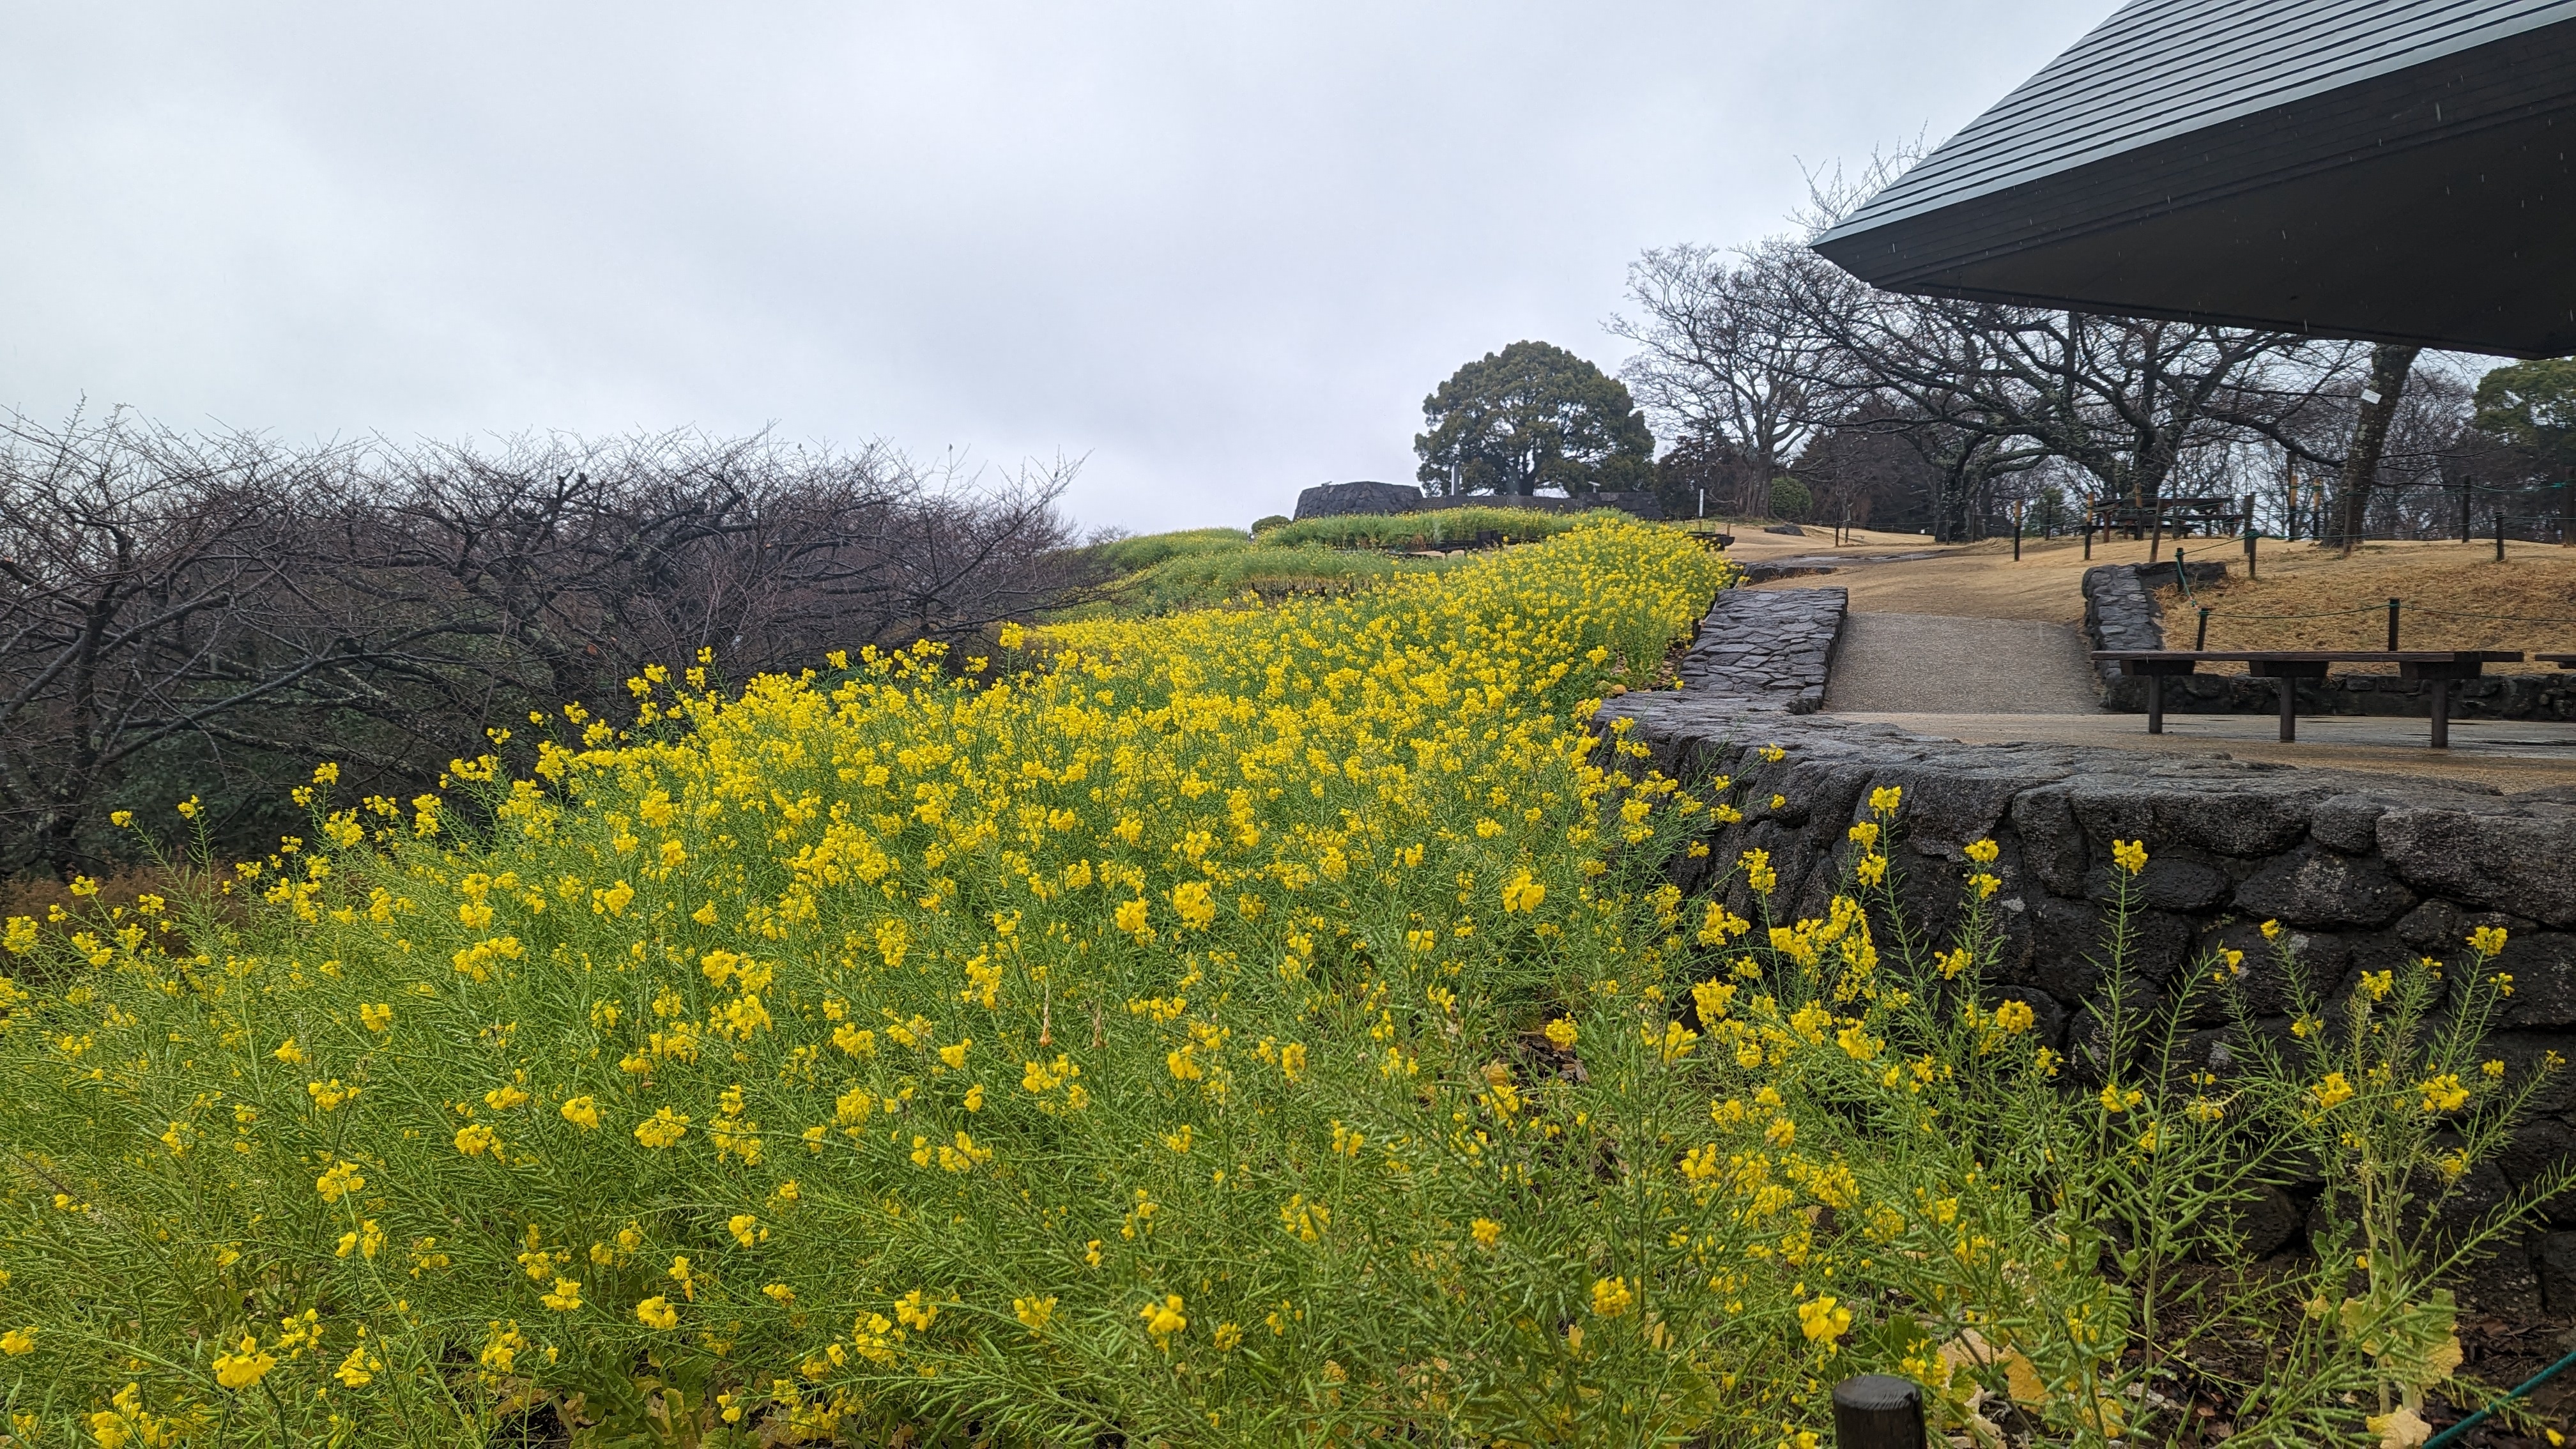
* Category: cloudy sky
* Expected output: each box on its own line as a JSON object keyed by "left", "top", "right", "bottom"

{"left": 0, "top": 2, "right": 2099, "bottom": 533}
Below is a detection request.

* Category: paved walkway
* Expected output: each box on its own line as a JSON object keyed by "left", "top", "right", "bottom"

{"left": 1822, "top": 613, "right": 2101, "bottom": 714}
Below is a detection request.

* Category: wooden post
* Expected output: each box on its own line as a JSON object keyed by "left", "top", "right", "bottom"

{"left": 2430, "top": 678, "right": 2451, "bottom": 750}
{"left": 2012, "top": 502, "right": 2023, "bottom": 561}
{"left": 2461, "top": 477, "right": 2474, "bottom": 544}
{"left": 2497, "top": 510, "right": 2507, "bottom": 562}
{"left": 2196, "top": 607, "right": 2211, "bottom": 650}
{"left": 2082, "top": 524, "right": 2092, "bottom": 560}
{"left": 2148, "top": 673, "right": 2165, "bottom": 734}
{"left": 2278, "top": 674, "right": 2298, "bottom": 743}
{"left": 2149, "top": 505, "right": 2165, "bottom": 562}
{"left": 1831, "top": 1374, "right": 1925, "bottom": 1448}
{"left": 2387, "top": 597, "right": 2400, "bottom": 651}
{"left": 2244, "top": 528, "right": 2258, "bottom": 579}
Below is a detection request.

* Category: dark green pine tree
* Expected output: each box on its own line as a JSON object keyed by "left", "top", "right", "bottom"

{"left": 1413, "top": 341, "right": 1655, "bottom": 496}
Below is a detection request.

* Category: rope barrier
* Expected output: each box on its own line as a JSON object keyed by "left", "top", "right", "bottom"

{"left": 2425, "top": 1342, "right": 2576, "bottom": 1448}
{"left": 2407, "top": 606, "right": 2576, "bottom": 625}
{"left": 2146, "top": 581, "right": 2576, "bottom": 634}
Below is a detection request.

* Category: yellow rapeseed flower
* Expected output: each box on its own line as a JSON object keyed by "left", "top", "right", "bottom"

{"left": 1138, "top": 1293, "right": 1187, "bottom": 1344}
{"left": 1589, "top": 1276, "right": 1634, "bottom": 1317}
{"left": 211, "top": 1336, "right": 275, "bottom": 1390}
{"left": 634, "top": 1108, "right": 691, "bottom": 1149}
{"left": 314, "top": 1160, "right": 365, "bottom": 1202}
{"left": 1797, "top": 1295, "right": 1851, "bottom": 1345}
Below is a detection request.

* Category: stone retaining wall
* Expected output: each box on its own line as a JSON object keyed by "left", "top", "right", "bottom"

{"left": 2080, "top": 564, "right": 2165, "bottom": 707}
{"left": 1670, "top": 586, "right": 1845, "bottom": 714}
{"left": 1602, "top": 595, "right": 2576, "bottom": 1310}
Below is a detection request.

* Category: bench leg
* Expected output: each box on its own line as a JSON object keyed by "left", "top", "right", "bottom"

{"left": 2147, "top": 675, "right": 2163, "bottom": 735}
{"left": 2430, "top": 679, "right": 2450, "bottom": 750}
{"left": 2278, "top": 677, "right": 2297, "bottom": 743}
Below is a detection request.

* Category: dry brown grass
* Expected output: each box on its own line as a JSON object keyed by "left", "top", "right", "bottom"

{"left": 0, "top": 866, "right": 187, "bottom": 921}
{"left": 2149, "top": 540, "right": 2576, "bottom": 672}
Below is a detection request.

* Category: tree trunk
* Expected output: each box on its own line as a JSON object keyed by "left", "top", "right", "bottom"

{"left": 2333, "top": 344, "right": 2421, "bottom": 556}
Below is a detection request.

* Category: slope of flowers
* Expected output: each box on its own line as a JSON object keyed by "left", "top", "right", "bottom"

{"left": 2, "top": 516, "right": 2545, "bottom": 1447}
{"left": 3, "top": 521, "right": 1866, "bottom": 1445}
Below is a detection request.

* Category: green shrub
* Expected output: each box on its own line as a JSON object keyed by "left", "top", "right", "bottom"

{"left": 1259, "top": 506, "right": 1621, "bottom": 551}
{"left": 1768, "top": 477, "right": 1812, "bottom": 521}
{"left": 1081, "top": 528, "right": 1252, "bottom": 575}
{"left": 1094, "top": 543, "right": 1457, "bottom": 617}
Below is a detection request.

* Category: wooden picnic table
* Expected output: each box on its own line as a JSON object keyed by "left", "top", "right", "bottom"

{"left": 2089, "top": 650, "right": 2526, "bottom": 748}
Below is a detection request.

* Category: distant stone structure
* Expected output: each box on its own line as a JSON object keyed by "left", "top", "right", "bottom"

{"left": 1293, "top": 481, "right": 1425, "bottom": 518}
{"left": 1291, "top": 480, "right": 1666, "bottom": 523}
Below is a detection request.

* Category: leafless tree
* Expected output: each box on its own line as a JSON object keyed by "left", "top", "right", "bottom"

{"left": 0, "top": 415, "right": 1097, "bottom": 879}
{"left": 1769, "top": 232, "right": 2358, "bottom": 537}
{"left": 1611, "top": 150, "right": 2375, "bottom": 542}
{"left": 1611, "top": 240, "right": 1825, "bottom": 516}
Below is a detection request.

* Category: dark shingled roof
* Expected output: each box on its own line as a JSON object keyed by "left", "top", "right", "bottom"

{"left": 1813, "top": 0, "right": 2576, "bottom": 356}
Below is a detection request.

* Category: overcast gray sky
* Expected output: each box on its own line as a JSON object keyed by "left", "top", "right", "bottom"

{"left": 0, "top": 2, "right": 2099, "bottom": 533}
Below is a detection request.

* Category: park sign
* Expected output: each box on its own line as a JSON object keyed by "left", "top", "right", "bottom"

{"left": 1813, "top": 0, "right": 2576, "bottom": 358}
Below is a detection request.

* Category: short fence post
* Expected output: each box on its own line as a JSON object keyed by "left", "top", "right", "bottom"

{"left": 2461, "top": 477, "right": 2474, "bottom": 544}
{"left": 2196, "top": 606, "right": 2211, "bottom": 650}
{"left": 2497, "top": 510, "right": 2507, "bottom": 562}
{"left": 2244, "top": 528, "right": 2258, "bottom": 579}
{"left": 2082, "top": 525, "right": 2092, "bottom": 560}
{"left": 1831, "top": 1374, "right": 1925, "bottom": 1448}
{"left": 2388, "top": 597, "right": 2401, "bottom": 650}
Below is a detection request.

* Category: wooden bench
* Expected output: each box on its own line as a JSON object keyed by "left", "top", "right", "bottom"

{"left": 2086, "top": 497, "right": 2249, "bottom": 539}
{"left": 2089, "top": 650, "right": 2526, "bottom": 748}
{"left": 2542, "top": 653, "right": 2576, "bottom": 668}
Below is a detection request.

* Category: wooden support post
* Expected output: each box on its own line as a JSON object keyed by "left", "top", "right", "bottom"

{"left": 2278, "top": 675, "right": 2297, "bottom": 743}
{"left": 2244, "top": 528, "right": 2258, "bottom": 579}
{"left": 2462, "top": 477, "right": 2474, "bottom": 544}
{"left": 1831, "top": 1375, "right": 1925, "bottom": 1449}
{"left": 2148, "top": 673, "right": 2165, "bottom": 735}
{"left": 2082, "top": 525, "right": 2092, "bottom": 560}
{"left": 2430, "top": 678, "right": 2450, "bottom": 750}
{"left": 2196, "top": 608, "right": 2211, "bottom": 650}
{"left": 2149, "top": 507, "right": 2165, "bottom": 562}
{"left": 2497, "top": 510, "right": 2508, "bottom": 562}
{"left": 2012, "top": 503, "right": 2023, "bottom": 561}
{"left": 2388, "top": 597, "right": 2401, "bottom": 651}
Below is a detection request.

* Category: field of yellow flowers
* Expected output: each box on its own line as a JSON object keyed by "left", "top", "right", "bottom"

{"left": 0, "top": 519, "right": 2547, "bottom": 1447}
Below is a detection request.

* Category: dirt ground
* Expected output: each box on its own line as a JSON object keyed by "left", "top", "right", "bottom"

{"left": 1729, "top": 526, "right": 2186, "bottom": 621}
{"left": 1728, "top": 528, "right": 2576, "bottom": 663}
{"left": 2147, "top": 541, "right": 2576, "bottom": 673}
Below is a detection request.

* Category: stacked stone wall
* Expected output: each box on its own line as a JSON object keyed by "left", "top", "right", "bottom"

{"left": 1604, "top": 588, "right": 2576, "bottom": 1310}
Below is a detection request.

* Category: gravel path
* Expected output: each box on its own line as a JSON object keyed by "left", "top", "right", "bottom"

{"left": 1823, "top": 612, "right": 2103, "bottom": 714}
